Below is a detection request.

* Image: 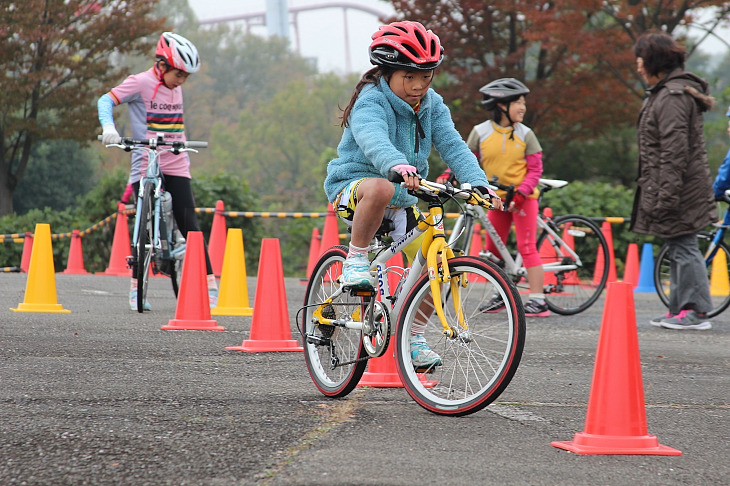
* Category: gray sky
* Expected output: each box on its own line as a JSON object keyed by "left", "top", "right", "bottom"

{"left": 188, "top": 0, "right": 395, "bottom": 74}
{"left": 187, "top": 1, "right": 729, "bottom": 75}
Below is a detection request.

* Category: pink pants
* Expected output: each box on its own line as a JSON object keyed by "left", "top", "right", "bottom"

{"left": 485, "top": 197, "right": 541, "bottom": 268}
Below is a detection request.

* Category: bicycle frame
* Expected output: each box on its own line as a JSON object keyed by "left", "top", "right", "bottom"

{"left": 449, "top": 202, "right": 583, "bottom": 280}
{"left": 131, "top": 148, "right": 168, "bottom": 261}
{"left": 705, "top": 206, "right": 730, "bottom": 265}
{"left": 313, "top": 183, "right": 481, "bottom": 339}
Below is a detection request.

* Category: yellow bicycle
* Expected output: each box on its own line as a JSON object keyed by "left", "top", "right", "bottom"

{"left": 300, "top": 175, "right": 526, "bottom": 416}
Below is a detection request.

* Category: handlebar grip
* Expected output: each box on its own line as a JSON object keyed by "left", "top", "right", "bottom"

{"left": 185, "top": 141, "right": 208, "bottom": 148}
{"left": 388, "top": 170, "right": 404, "bottom": 184}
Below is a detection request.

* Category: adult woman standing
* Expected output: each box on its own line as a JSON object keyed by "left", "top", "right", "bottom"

{"left": 632, "top": 31, "right": 716, "bottom": 330}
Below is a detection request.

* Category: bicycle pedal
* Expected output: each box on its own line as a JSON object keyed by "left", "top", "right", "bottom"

{"left": 344, "top": 285, "right": 376, "bottom": 297}
{"left": 413, "top": 365, "right": 439, "bottom": 374}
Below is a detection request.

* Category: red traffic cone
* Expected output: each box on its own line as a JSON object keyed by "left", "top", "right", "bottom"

{"left": 319, "top": 203, "right": 340, "bottom": 255}
{"left": 468, "top": 224, "right": 486, "bottom": 282}
{"left": 207, "top": 200, "right": 226, "bottom": 277}
{"left": 301, "top": 227, "right": 321, "bottom": 284}
{"left": 162, "top": 231, "right": 224, "bottom": 331}
{"left": 63, "top": 230, "right": 89, "bottom": 274}
{"left": 226, "top": 238, "right": 302, "bottom": 352}
{"left": 20, "top": 231, "right": 33, "bottom": 273}
{"left": 622, "top": 243, "right": 640, "bottom": 288}
{"left": 99, "top": 202, "right": 132, "bottom": 276}
{"left": 358, "top": 340, "right": 403, "bottom": 387}
{"left": 551, "top": 282, "right": 681, "bottom": 455}
{"left": 594, "top": 221, "right": 617, "bottom": 284}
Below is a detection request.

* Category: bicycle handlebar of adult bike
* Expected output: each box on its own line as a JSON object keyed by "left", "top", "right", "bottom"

{"left": 97, "top": 135, "right": 208, "bottom": 150}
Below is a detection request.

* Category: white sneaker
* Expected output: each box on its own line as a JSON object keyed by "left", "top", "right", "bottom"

{"left": 341, "top": 253, "right": 374, "bottom": 288}
{"left": 410, "top": 334, "right": 442, "bottom": 368}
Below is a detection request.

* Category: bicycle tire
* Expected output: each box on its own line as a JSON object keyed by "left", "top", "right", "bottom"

{"left": 136, "top": 181, "right": 154, "bottom": 313}
{"left": 654, "top": 232, "right": 730, "bottom": 318}
{"left": 302, "top": 245, "right": 368, "bottom": 398}
{"left": 395, "top": 256, "right": 525, "bottom": 416}
{"left": 536, "top": 214, "right": 609, "bottom": 315}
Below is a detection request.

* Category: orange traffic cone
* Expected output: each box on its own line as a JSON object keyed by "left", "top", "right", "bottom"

{"left": 226, "top": 238, "right": 302, "bottom": 352}
{"left": 11, "top": 223, "right": 70, "bottom": 313}
{"left": 551, "top": 282, "right": 681, "bottom": 455}
{"left": 319, "top": 203, "right": 340, "bottom": 255}
{"left": 207, "top": 200, "right": 226, "bottom": 277}
{"left": 162, "top": 231, "right": 224, "bottom": 331}
{"left": 359, "top": 340, "right": 403, "bottom": 387}
{"left": 622, "top": 243, "right": 640, "bottom": 288}
{"left": 301, "top": 227, "right": 321, "bottom": 284}
{"left": 211, "top": 228, "right": 253, "bottom": 316}
{"left": 63, "top": 230, "right": 89, "bottom": 274}
{"left": 594, "top": 221, "right": 617, "bottom": 284}
{"left": 99, "top": 202, "right": 132, "bottom": 276}
{"left": 20, "top": 231, "right": 33, "bottom": 273}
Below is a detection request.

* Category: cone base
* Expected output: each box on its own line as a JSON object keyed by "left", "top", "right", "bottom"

{"left": 634, "top": 286, "right": 655, "bottom": 293}
{"left": 96, "top": 269, "right": 132, "bottom": 277}
{"left": 11, "top": 302, "right": 71, "bottom": 313}
{"left": 210, "top": 306, "right": 253, "bottom": 316}
{"left": 552, "top": 432, "right": 682, "bottom": 455}
{"left": 162, "top": 320, "right": 225, "bottom": 331}
{"left": 358, "top": 371, "right": 403, "bottom": 387}
{"left": 226, "top": 339, "right": 303, "bottom": 353}
{"left": 63, "top": 269, "right": 89, "bottom": 275}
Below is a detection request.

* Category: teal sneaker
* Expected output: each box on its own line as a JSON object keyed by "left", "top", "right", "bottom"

{"left": 410, "top": 334, "right": 442, "bottom": 369}
{"left": 341, "top": 253, "right": 374, "bottom": 288}
{"left": 129, "top": 290, "right": 151, "bottom": 311}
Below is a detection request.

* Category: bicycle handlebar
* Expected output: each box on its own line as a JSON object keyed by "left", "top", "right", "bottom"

{"left": 388, "top": 170, "right": 493, "bottom": 209}
{"left": 97, "top": 135, "right": 208, "bottom": 150}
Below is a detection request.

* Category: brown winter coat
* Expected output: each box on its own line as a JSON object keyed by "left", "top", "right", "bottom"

{"left": 630, "top": 68, "right": 717, "bottom": 239}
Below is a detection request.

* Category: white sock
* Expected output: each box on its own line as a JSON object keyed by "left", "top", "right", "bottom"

{"left": 529, "top": 293, "right": 545, "bottom": 302}
{"left": 207, "top": 274, "right": 217, "bottom": 290}
{"left": 347, "top": 243, "right": 368, "bottom": 260}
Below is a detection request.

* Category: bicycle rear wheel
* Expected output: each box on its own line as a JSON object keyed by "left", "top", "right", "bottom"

{"left": 654, "top": 232, "right": 730, "bottom": 318}
{"left": 537, "top": 215, "right": 608, "bottom": 315}
{"left": 136, "top": 182, "right": 154, "bottom": 313}
{"left": 302, "top": 245, "right": 368, "bottom": 398}
{"left": 395, "top": 256, "right": 525, "bottom": 416}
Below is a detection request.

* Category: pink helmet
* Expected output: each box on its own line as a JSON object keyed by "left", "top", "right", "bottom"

{"left": 369, "top": 21, "right": 443, "bottom": 71}
{"left": 155, "top": 32, "right": 200, "bottom": 74}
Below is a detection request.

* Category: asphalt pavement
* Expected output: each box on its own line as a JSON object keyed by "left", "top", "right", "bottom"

{"left": 0, "top": 272, "right": 728, "bottom": 485}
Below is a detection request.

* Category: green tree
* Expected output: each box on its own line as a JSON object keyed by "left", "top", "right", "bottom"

{"left": 391, "top": 0, "right": 730, "bottom": 180}
{"left": 0, "top": 0, "right": 165, "bottom": 216}
{"left": 13, "top": 140, "right": 97, "bottom": 214}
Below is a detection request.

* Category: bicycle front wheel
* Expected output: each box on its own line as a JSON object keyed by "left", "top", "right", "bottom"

{"left": 136, "top": 182, "right": 154, "bottom": 313}
{"left": 654, "top": 232, "right": 730, "bottom": 318}
{"left": 537, "top": 215, "right": 609, "bottom": 315}
{"left": 302, "top": 245, "right": 368, "bottom": 398}
{"left": 395, "top": 256, "right": 525, "bottom": 416}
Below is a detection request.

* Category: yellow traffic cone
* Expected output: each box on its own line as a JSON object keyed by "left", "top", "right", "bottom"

{"left": 211, "top": 228, "right": 253, "bottom": 316}
{"left": 11, "top": 223, "right": 71, "bottom": 313}
{"left": 710, "top": 250, "right": 729, "bottom": 296}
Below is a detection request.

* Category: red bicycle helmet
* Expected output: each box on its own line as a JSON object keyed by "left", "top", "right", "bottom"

{"left": 369, "top": 21, "right": 443, "bottom": 71}
{"left": 155, "top": 32, "right": 200, "bottom": 74}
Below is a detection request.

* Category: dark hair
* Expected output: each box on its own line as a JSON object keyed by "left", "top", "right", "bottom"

{"left": 634, "top": 31, "right": 686, "bottom": 77}
{"left": 340, "top": 66, "right": 395, "bottom": 128}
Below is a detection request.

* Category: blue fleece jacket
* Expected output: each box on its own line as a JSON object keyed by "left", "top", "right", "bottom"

{"left": 324, "top": 76, "right": 488, "bottom": 207}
